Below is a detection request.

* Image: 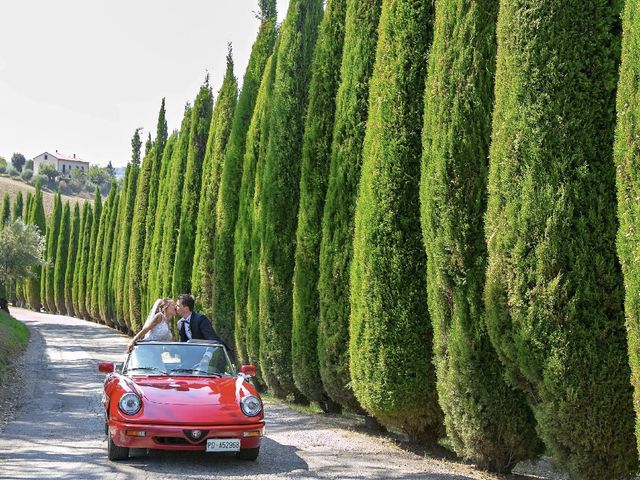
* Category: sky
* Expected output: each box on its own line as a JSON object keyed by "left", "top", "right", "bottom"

{"left": 0, "top": 0, "right": 290, "bottom": 167}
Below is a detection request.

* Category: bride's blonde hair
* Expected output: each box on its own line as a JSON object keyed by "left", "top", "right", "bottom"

{"left": 158, "top": 298, "right": 173, "bottom": 314}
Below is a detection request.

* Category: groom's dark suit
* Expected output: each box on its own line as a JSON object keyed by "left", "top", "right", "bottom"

{"left": 178, "top": 311, "right": 225, "bottom": 344}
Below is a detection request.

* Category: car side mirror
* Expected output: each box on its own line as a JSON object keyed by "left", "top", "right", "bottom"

{"left": 240, "top": 365, "right": 257, "bottom": 377}
{"left": 98, "top": 362, "right": 115, "bottom": 374}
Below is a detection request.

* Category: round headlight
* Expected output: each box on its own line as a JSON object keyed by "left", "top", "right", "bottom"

{"left": 240, "top": 395, "right": 262, "bottom": 417}
{"left": 118, "top": 393, "right": 141, "bottom": 415}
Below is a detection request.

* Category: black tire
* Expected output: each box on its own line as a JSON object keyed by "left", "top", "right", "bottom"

{"left": 237, "top": 447, "right": 260, "bottom": 461}
{"left": 108, "top": 434, "right": 129, "bottom": 461}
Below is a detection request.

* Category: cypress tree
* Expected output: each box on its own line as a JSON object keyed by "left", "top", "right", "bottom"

{"left": 53, "top": 202, "right": 71, "bottom": 314}
{"left": 115, "top": 163, "right": 140, "bottom": 328}
{"left": 193, "top": 48, "right": 238, "bottom": 336}
{"left": 292, "top": 0, "right": 347, "bottom": 410}
{"left": 158, "top": 106, "right": 193, "bottom": 298}
{"left": 616, "top": 0, "right": 640, "bottom": 459}
{"left": 90, "top": 187, "right": 114, "bottom": 322}
{"left": 64, "top": 203, "right": 80, "bottom": 316}
{"left": 349, "top": 0, "right": 440, "bottom": 441}
{"left": 12, "top": 192, "right": 23, "bottom": 221}
{"left": 43, "top": 190, "right": 62, "bottom": 312}
{"left": 420, "top": 0, "right": 539, "bottom": 470}
{"left": 1, "top": 193, "right": 10, "bottom": 228}
{"left": 258, "top": 0, "right": 323, "bottom": 398}
{"left": 75, "top": 203, "right": 93, "bottom": 318}
{"left": 98, "top": 182, "right": 119, "bottom": 324}
{"left": 146, "top": 132, "right": 178, "bottom": 307}
{"left": 27, "top": 178, "right": 46, "bottom": 311}
{"left": 83, "top": 188, "right": 102, "bottom": 319}
{"left": 213, "top": 0, "right": 277, "bottom": 357}
{"left": 20, "top": 192, "right": 33, "bottom": 306}
{"left": 172, "top": 81, "right": 214, "bottom": 296}
{"left": 485, "top": 1, "right": 636, "bottom": 478}
{"left": 142, "top": 99, "right": 168, "bottom": 314}
{"left": 129, "top": 146, "right": 156, "bottom": 331}
{"left": 72, "top": 203, "right": 91, "bottom": 317}
{"left": 317, "top": 0, "right": 382, "bottom": 413}
{"left": 236, "top": 49, "right": 278, "bottom": 367}
{"left": 24, "top": 193, "right": 32, "bottom": 221}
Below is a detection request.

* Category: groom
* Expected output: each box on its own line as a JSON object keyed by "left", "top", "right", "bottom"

{"left": 175, "top": 294, "right": 225, "bottom": 344}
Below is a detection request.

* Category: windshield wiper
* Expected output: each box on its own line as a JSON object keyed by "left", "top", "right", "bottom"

{"left": 169, "top": 368, "right": 222, "bottom": 377}
{"left": 127, "top": 366, "right": 168, "bottom": 375}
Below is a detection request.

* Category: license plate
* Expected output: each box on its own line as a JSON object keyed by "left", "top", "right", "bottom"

{"left": 206, "top": 438, "right": 240, "bottom": 452}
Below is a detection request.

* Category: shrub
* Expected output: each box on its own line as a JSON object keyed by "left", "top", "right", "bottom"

{"left": 7, "top": 166, "right": 18, "bottom": 177}
{"left": 21, "top": 169, "right": 33, "bottom": 182}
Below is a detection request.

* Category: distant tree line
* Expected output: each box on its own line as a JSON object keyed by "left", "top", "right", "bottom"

{"left": 16, "top": 0, "right": 640, "bottom": 477}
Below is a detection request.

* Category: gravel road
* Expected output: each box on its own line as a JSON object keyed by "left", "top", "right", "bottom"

{"left": 0, "top": 308, "right": 559, "bottom": 480}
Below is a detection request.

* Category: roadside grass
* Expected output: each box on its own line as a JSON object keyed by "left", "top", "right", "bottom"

{"left": 0, "top": 310, "right": 30, "bottom": 385}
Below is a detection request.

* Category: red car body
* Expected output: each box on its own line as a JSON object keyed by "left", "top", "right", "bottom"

{"left": 98, "top": 341, "right": 264, "bottom": 461}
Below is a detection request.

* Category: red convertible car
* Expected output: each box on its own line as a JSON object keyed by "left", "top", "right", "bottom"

{"left": 98, "top": 340, "right": 264, "bottom": 461}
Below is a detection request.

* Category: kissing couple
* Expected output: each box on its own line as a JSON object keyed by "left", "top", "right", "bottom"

{"left": 127, "top": 294, "right": 225, "bottom": 352}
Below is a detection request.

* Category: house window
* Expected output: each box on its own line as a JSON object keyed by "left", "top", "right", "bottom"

{"left": 62, "top": 164, "right": 66, "bottom": 173}
{"left": 45, "top": 154, "right": 48, "bottom": 160}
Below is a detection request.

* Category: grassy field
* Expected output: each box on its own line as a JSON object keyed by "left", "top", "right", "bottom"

{"left": 0, "top": 175, "right": 90, "bottom": 216}
{"left": 0, "top": 310, "right": 29, "bottom": 385}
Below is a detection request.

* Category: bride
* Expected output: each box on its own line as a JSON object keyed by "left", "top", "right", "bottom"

{"left": 127, "top": 298, "right": 177, "bottom": 352}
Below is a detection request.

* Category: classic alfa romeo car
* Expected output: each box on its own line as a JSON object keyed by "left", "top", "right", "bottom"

{"left": 98, "top": 340, "right": 264, "bottom": 461}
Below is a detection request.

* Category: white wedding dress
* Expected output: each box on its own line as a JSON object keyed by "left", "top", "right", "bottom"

{"left": 143, "top": 314, "right": 173, "bottom": 341}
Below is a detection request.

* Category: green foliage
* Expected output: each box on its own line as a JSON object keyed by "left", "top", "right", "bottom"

{"left": 64, "top": 203, "right": 80, "bottom": 316}
{"left": 11, "top": 153, "right": 26, "bottom": 172}
{"left": 21, "top": 169, "right": 33, "bottom": 182}
{"left": 258, "top": 0, "right": 324, "bottom": 398}
{"left": 0, "top": 220, "right": 45, "bottom": 285}
{"left": 142, "top": 99, "right": 168, "bottom": 316}
{"left": 173, "top": 81, "right": 214, "bottom": 296}
{"left": 98, "top": 183, "right": 119, "bottom": 324}
{"left": 236, "top": 49, "right": 278, "bottom": 368}
{"left": 420, "top": 0, "right": 540, "bottom": 469}
{"left": 317, "top": 0, "right": 382, "bottom": 413}
{"left": 1, "top": 193, "right": 10, "bottom": 228}
{"left": 292, "top": 0, "right": 347, "bottom": 410}
{"left": 158, "top": 106, "right": 192, "bottom": 298}
{"left": 12, "top": 192, "right": 23, "bottom": 221}
{"left": 213, "top": 0, "right": 277, "bottom": 364}
{"left": 38, "top": 164, "right": 58, "bottom": 183}
{"left": 350, "top": 0, "right": 441, "bottom": 441}
{"left": 128, "top": 147, "right": 156, "bottom": 330}
{"left": 42, "top": 190, "right": 62, "bottom": 312}
{"left": 0, "top": 310, "right": 30, "bottom": 384}
{"left": 72, "top": 203, "right": 91, "bottom": 317}
{"left": 616, "top": 0, "right": 640, "bottom": 459}
{"left": 83, "top": 188, "right": 102, "bottom": 319}
{"left": 26, "top": 179, "right": 46, "bottom": 311}
{"left": 115, "top": 163, "right": 139, "bottom": 328}
{"left": 131, "top": 128, "right": 143, "bottom": 167}
{"left": 485, "top": 1, "right": 636, "bottom": 478}
{"left": 53, "top": 202, "right": 70, "bottom": 314}
{"left": 193, "top": 48, "right": 238, "bottom": 341}
{"left": 146, "top": 133, "right": 178, "bottom": 309}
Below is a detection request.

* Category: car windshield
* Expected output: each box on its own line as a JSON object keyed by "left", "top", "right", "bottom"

{"left": 124, "top": 343, "right": 235, "bottom": 377}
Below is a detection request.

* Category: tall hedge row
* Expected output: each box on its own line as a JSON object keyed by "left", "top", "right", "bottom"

{"left": 292, "top": 0, "right": 347, "bottom": 410}
{"left": 213, "top": 1, "right": 277, "bottom": 361}
{"left": 485, "top": 1, "right": 637, "bottom": 478}
{"left": 420, "top": 0, "right": 540, "bottom": 470}
{"left": 192, "top": 51, "right": 238, "bottom": 333}
{"left": 172, "top": 82, "right": 213, "bottom": 296}
{"left": 64, "top": 203, "right": 80, "bottom": 316}
{"left": 616, "top": 0, "right": 640, "bottom": 458}
{"left": 349, "top": 0, "right": 441, "bottom": 441}
{"left": 317, "top": 0, "right": 382, "bottom": 413}
{"left": 236, "top": 48, "right": 278, "bottom": 367}
{"left": 258, "top": 0, "right": 324, "bottom": 398}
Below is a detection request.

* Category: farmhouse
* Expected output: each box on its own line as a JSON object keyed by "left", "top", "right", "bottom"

{"left": 32, "top": 151, "right": 89, "bottom": 175}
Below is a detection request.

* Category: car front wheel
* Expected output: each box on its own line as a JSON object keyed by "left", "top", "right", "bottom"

{"left": 237, "top": 447, "right": 260, "bottom": 461}
{"left": 107, "top": 434, "right": 129, "bottom": 461}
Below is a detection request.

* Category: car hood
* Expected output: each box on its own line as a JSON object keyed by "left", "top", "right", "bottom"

{"left": 120, "top": 375, "right": 262, "bottom": 425}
